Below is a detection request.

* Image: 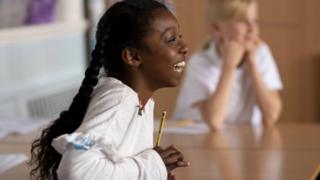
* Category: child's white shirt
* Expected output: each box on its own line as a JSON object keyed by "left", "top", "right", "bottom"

{"left": 173, "top": 41, "right": 283, "bottom": 126}
{"left": 52, "top": 77, "right": 167, "bottom": 180}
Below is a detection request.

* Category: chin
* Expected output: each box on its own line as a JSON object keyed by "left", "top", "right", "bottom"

{"left": 157, "top": 73, "right": 183, "bottom": 89}
{"left": 170, "top": 77, "right": 182, "bottom": 87}
{"left": 169, "top": 82, "right": 180, "bottom": 87}
{"left": 161, "top": 79, "right": 181, "bottom": 89}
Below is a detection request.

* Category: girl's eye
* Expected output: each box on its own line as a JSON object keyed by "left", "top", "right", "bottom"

{"left": 167, "top": 34, "right": 182, "bottom": 44}
{"left": 167, "top": 36, "right": 177, "bottom": 43}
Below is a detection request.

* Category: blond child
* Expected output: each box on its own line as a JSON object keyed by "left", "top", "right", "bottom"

{"left": 174, "top": 0, "right": 282, "bottom": 130}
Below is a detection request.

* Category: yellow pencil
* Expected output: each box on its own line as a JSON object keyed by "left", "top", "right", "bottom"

{"left": 156, "top": 111, "right": 167, "bottom": 147}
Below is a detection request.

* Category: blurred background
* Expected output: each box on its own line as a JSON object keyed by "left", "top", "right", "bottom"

{"left": 0, "top": 0, "right": 319, "bottom": 124}
{"left": 155, "top": 0, "right": 320, "bottom": 123}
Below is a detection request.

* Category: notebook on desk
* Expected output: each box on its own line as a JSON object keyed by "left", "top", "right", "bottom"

{"left": 154, "top": 119, "right": 210, "bottom": 134}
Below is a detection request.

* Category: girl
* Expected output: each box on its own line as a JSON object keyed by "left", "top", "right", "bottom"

{"left": 173, "top": 0, "right": 282, "bottom": 130}
{"left": 29, "top": 0, "right": 189, "bottom": 179}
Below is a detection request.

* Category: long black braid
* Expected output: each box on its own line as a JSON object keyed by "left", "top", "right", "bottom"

{"left": 29, "top": 0, "right": 167, "bottom": 180}
{"left": 29, "top": 38, "right": 105, "bottom": 180}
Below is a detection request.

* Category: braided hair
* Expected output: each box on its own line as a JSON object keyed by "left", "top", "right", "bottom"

{"left": 29, "top": 1, "right": 167, "bottom": 179}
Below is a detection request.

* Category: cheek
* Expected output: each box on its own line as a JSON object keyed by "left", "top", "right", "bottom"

{"left": 159, "top": 48, "right": 178, "bottom": 64}
{"left": 223, "top": 25, "right": 245, "bottom": 41}
{"left": 167, "top": 49, "right": 178, "bottom": 61}
{"left": 153, "top": 50, "right": 175, "bottom": 70}
{"left": 234, "top": 28, "right": 248, "bottom": 41}
{"left": 220, "top": 30, "right": 232, "bottom": 40}
{"left": 235, "top": 26, "right": 247, "bottom": 35}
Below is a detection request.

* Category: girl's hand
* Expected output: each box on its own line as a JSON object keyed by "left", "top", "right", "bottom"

{"left": 220, "top": 38, "right": 246, "bottom": 69}
{"left": 153, "top": 144, "right": 190, "bottom": 173}
{"left": 168, "top": 172, "right": 176, "bottom": 180}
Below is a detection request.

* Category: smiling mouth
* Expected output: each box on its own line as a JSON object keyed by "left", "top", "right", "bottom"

{"left": 173, "top": 61, "right": 186, "bottom": 73}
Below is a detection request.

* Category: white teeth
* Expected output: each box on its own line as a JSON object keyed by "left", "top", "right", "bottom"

{"left": 173, "top": 61, "right": 186, "bottom": 73}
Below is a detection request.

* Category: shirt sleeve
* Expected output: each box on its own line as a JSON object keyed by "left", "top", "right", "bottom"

{"left": 256, "top": 43, "right": 283, "bottom": 90}
{"left": 52, "top": 86, "right": 167, "bottom": 180}
{"left": 54, "top": 142, "right": 167, "bottom": 180}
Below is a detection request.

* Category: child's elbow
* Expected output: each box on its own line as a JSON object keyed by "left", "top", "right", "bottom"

{"left": 201, "top": 111, "right": 224, "bottom": 131}
{"left": 206, "top": 115, "right": 225, "bottom": 131}
{"left": 263, "top": 105, "right": 282, "bottom": 126}
{"left": 263, "top": 98, "right": 283, "bottom": 126}
{"left": 209, "top": 121, "right": 223, "bottom": 131}
{"left": 263, "top": 117, "right": 277, "bottom": 127}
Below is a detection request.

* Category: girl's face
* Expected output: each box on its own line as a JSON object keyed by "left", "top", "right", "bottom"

{"left": 214, "top": 2, "right": 259, "bottom": 47}
{"left": 138, "top": 8, "right": 188, "bottom": 90}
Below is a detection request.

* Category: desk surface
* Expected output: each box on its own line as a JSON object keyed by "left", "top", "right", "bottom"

{"left": 162, "top": 122, "right": 320, "bottom": 150}
{"left": 163, "top": 123, "right": 320, "bottom": 180}
{"left": 1, "top": 122, "right": 319, "bottom": 180}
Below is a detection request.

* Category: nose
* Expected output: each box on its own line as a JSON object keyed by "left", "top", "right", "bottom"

{"left": 179, "top": 40, "right": 188, "bottom": 55}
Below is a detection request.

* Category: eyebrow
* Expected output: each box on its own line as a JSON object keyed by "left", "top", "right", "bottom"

{"left": 160, "top": 27, "right": 177, "bottom": 38}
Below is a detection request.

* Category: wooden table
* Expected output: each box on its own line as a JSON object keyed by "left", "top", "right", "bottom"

{"left": 0, "top": 129, "right": 41, "bottom": 180}
{"left": 1, "top": 123, "right": 319, "bottom": 180}
{"left": 161, "top": 123, "right": 320, "bottom": 180}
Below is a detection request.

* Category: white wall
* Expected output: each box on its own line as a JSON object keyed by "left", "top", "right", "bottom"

{"left": 0, "top": 0, "right": 87, "bottom": 118}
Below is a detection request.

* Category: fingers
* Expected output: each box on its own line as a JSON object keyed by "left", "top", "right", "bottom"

{"left": 166, "top": 160, "right": 190, "bottom": 172}
{"left": 167, "top": 160, "right": 190, "bottom": 168}
{"left": 155, "top": 144, "right": 175, "bottom": 152}
{"left": 164, "top": 151, "right": 183, "bottom": 164}
{"left": 153, "top": 146, "right": 163, "bottom": 152}
{"left": 177, "top": 160, "right": 190, "bottom": 167}
{"left": 154, "top": 144, "right": 190, "bottom": 172}
{"left": 163, "top": 145, "right": 186, "bottom": 163}
{"left": 154, "top": 144, "right": 181, "bottom": 160}
{"left": 163, "top": 144, "right": 175, "bottom": 150}
{"left": 155, "top": 146, "right": 182, "bottom": 164}
{"left": 168, "top": 172, "right": 176, "bottom": 180}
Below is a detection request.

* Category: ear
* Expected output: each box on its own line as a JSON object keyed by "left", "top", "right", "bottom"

{"left": 121, "top": 47, "right": 141, "bottom": 67}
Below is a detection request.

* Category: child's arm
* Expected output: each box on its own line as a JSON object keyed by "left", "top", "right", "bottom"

{"left": 246, "top": 53, "right": 282, "bottom": 126}
{"left": 54, "top": 139, "right": 168, "bottom": 180}
{"left": 197, "top": 40, "right": 245, "bottom": 130}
